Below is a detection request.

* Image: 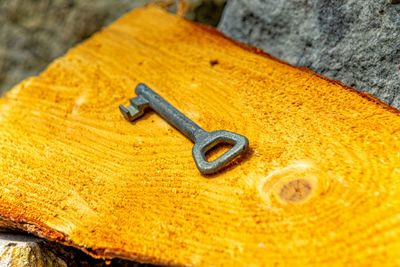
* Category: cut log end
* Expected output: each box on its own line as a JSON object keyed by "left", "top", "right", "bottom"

{"left": 0, "top": 5, "right": 400, "bottom": 266}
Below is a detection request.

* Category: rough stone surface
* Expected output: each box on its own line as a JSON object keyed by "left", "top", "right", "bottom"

{"left": 219, "top": 0, "right": 400, "bottom": 109}
{"left": 0, "top": 232, "right": 67, "bottom": 266}
{"left": 0, "top": 0, "right": 226, "bottom": 95}
{"left": 0, "top": 230, "right": 152, "bottom": 266}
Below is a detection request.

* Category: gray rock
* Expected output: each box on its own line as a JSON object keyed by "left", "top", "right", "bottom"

{"left": 219, "top": 0, "right": 400, "bottom": 109}
{"left": 0, "top": 230, "right": 151, "bottom": 266}
{"left": 0, "top": 232, "right": 67, "bottom": 266}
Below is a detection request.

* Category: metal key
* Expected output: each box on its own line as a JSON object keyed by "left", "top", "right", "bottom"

{"left": 119, "top": 83, "right": 249, "bottom": 174}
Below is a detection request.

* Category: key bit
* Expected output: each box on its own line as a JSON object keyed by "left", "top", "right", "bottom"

{"left": 119, "top": 83, "right": 249, "bottom": 175}
{"left": 119, "top": 95, "right": 148, "bottom": 121}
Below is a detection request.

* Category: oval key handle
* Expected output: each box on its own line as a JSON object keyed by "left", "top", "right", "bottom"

{"left": 120, "top": 83, "right": 249, "bottom": 175}
{"left": 192, "top": 130, "right": 249, "bottom": 174}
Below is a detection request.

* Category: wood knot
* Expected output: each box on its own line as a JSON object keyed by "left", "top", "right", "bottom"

{"left": 279, "top": 179, "right": 312, "bottom": 202}
{"left": 258, "top": 161, "right": 319, "bottom": 205}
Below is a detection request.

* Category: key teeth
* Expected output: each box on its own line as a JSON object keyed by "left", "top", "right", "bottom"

{"left": 120, "top": 95, "right": 149, "bottom": 122}
{"left": 119, "top": 104, "right": 143, "bottom": 122}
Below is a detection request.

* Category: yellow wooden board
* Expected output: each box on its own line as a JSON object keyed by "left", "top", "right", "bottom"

{"left": 1, "top": 6, "right": 400, "bottom": 266}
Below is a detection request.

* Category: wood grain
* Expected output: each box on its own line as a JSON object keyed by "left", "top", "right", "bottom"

{"left": 1, "top": 6, "right": 400, "bottom": 266}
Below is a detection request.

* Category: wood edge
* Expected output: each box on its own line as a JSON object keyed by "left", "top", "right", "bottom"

{"left": 187, "top": 20, "right": 400, "bottom": 115}
{"left": 0, "top": 209, "right": 180, "bottom": 266}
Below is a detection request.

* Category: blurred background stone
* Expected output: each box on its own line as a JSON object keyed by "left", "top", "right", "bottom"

{"left": 219, "top": 0, "right": 400, "bottom": 109}
{"left": 0, "top": 0, "right": 226, "bottom": 95}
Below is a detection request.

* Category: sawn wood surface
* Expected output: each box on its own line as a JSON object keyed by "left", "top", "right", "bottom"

{"left": 1, "top": 6, "right": 400, "bottom": 266}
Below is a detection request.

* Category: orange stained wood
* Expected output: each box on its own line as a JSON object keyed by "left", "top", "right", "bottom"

{"left": 1, "top": 6, "right": 400, "bottom": 266}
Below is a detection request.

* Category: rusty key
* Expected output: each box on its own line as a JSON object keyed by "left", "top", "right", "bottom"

{"left": 119, "top": 83, "right": 249, "bottom": 174}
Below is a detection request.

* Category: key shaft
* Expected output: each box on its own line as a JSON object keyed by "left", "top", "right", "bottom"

{"left": 135, "top": 84, "right": 205, "bottom": 142}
